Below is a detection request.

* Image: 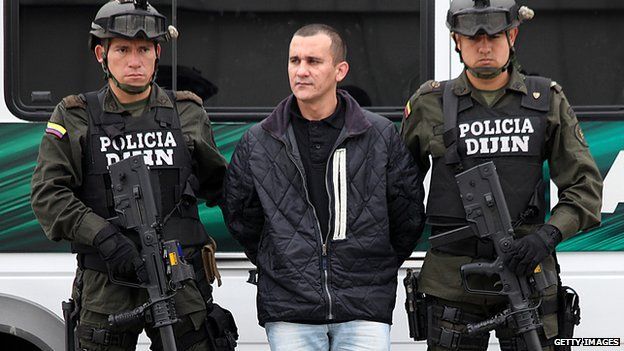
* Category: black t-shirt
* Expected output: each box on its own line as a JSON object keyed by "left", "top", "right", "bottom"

{"left": 291, "top": 95, "right": 345, "bottom": 239}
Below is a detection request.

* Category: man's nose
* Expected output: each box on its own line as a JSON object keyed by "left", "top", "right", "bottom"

{"left": 477, "top": 37, "right": 493, "bottom": 53}
{"left": 127, "top": 51, "right": 142, "bottom": 67}
{"left": 296, "top": 62, "right": 310, "bottom": 76}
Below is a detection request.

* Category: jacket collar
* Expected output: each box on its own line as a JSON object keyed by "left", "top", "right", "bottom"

{"left": 261, "top": 89, "right": 371, "bottom": 140}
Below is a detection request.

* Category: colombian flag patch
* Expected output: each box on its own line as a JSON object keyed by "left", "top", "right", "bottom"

{"left": 46, "top": 122, "right": 67, "bottom": 139}
{"left": 403, "top": 101, "right": 412, "bottom": 119}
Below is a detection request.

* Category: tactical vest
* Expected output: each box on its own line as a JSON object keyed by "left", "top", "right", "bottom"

{"left": 73, "top": 88, "right": 209, "bottom": 269}
{"left": 427, "top": 76, "right": 551, "bottom": 226}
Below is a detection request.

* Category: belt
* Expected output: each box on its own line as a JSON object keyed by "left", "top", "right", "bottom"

{"left": 76, "top": 325, "right": 138, "bottom": 348}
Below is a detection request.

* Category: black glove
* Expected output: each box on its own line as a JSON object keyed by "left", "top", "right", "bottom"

{"left": 504, "top": 224, "right": 562, "bottom": 276}
{"left": 93, "top": 225, "right": 148, "bottom": 282}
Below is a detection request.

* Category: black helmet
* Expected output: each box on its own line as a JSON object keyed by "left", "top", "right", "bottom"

{"left": 446, "top": 0, "right": 533, "bottom": 37}
{"left": 89, "top": 0, "right": 169, "bottom": 50}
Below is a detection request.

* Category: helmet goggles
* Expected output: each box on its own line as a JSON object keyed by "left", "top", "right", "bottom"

{"left": 450, "top": 9, "right": 512, "bottom": 36}
{"left": 100, "top": 13, "right": 167, "bottom": 40}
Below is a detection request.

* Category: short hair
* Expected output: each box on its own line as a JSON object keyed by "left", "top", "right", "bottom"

{"left": 293, "top": 24, "right": 347, "bottom": 63}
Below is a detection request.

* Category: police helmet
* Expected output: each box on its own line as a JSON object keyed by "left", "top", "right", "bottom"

{"left": 446, "top": 0, "right": 533, "bottom": 37}
{"left": 89, "top": 0, "right": 169, "bottom": 50}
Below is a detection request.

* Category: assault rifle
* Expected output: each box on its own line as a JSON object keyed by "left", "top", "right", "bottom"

{"left": 430, "top": 161, "right": 556, "bottom": 351}
{"left": 107, "top": 155, "right": 194, "bottom": 351}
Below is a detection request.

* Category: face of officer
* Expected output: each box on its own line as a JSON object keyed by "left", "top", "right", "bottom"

{"left": 288, "top": 33, "right": 349, "bottom": 115}
{"left": 455, "top": 28, "right": 518, "bottom": 87}
{"left": 94, "top": 37, "right": 161, "bottom": 102}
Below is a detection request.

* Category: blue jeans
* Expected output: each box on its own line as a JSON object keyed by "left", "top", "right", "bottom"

{"left": 265, "top": 320, "right": 391, "bottom": 351}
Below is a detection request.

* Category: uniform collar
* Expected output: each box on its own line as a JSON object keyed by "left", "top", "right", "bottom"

{"left": 453, "top": 68, "right": 528, "bottom": 96}
{"left": 102, "top": 84, "right": 174, "bottom": 113}
{"left": 505, "top": 69, "right": 528, "bottom": 94}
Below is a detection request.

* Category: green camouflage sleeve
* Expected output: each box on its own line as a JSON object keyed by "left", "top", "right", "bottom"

{"left": 177, "top": 98, "right": 227, "bottom": 207}
{"left": 30, "top": 99, "right": 109, "bottom": 245}
{"left": 546, "top": 85, "right": 603, "bottom": 240}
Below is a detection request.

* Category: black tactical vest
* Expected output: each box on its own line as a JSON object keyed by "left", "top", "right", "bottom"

{"left": 73, "top": 88, "right": 209, "bottom": 265}
{"left": 427, "top": 76, "right": 551, "bottom": 226}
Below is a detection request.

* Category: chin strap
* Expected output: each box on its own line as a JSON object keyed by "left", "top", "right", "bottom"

{"left": 465, "top": 62, "right": 509, "bottom": 80}
{"left": 110, "top": 75, "right": 152, "bottom": 95}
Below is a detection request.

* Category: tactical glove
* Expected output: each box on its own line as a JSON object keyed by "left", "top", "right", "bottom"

{"left": 504, "top": 224, "right": 562, "bottom": 276}
{"left": 93, "top": 224, "right": 148, "bottom": 282}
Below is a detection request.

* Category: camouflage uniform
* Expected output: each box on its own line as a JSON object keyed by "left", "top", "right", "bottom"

{"left": 401, "top": 69, "right": 602, "bottom": 350}
{"left": 31, "top": 85, "right": 227, "bottom": 350}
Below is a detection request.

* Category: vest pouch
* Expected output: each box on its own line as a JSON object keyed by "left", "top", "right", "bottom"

{"left": 492, "top": 158, "right": 544, "bottom": 224}
{"left": 78, "top": 174, "right": 114, "bottom": 218}
{"left": 427, "top": 157, "right": 468, "bottom": 223}
{"left": 205, "top": 303, "right": 239, "bottom": 351}
{"left": 187, "top": 247, "right": 214, "bottom": 305}
{"left": 156, "top": 169, "right": 179, "bottom": 217}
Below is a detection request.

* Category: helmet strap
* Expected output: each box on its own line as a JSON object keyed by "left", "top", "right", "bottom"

{"left": 111, "top": 75, "right": 151, "bottom": 95}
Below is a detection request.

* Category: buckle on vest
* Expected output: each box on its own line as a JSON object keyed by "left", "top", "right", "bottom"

{"left": 438, "top": 328, "right": 460, "bottom": 350}
{"left": 442, "top": 306, "right": 462, "bottom": 323}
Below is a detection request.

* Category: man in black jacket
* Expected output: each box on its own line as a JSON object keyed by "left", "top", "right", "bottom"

{"left": 224, "top": 24, "right": 425, "bottom": 350}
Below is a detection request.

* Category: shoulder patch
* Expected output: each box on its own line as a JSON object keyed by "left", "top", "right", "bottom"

{"left": 550, "top": 81, "right": 563, "bottom": 93}
{"left": 175, "top": 91, "right": 203, "bottom": 106}
{"left": 45, "top": 121, "right": 67, "bottom": 139}
{"left": 404, "top": 80, "right": 443, "bottom": 118}
{"left": 574, "top": 122, "right": 588, "bottom": 147}
{"left": 417, "top": 80, "right": 442, "bottom": 97}
{"left": 61, "top": 95, "right": 86, "bottom": 109}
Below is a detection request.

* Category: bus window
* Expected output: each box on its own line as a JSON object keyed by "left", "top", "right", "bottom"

{"left": 516, "top": 1, "right": 624, "bottom": 108}
{"left": 172, "top": 1, "right": 422, "bottom": 109}
{"left": 8, "top": 0, "right": 423, "bottom": 120}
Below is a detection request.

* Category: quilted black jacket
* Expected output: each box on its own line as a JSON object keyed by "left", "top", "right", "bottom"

{"left": 224, "top": 90, "right": 425, "bottom": 325}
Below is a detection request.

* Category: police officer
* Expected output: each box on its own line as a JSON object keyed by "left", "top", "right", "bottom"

{"left": 401, "top": 0, "right": 602, "bottom": 350}
{"left": 30, "top": 1, "right": 231, "bottom": 350}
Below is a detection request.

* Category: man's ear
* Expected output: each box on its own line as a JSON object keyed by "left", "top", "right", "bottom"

{"left": 94, "top": 44, "right": 106, "bottom": 63}
{"left": 156, "top": 43, "right": 162, "bottom": 58}
{"left": 508, "top": 27, "right": 519, "bottom": 46}
{"left": 335, "top": 61, "right": 349, "bottom": 83}
{"left": 452, "top": 33, "right": 462, "bottom": 51}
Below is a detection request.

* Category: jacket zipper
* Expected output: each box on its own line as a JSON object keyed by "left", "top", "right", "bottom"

{"left": 279, "top": 139, "right": 334, "bottom": 320}
{"left": 320, "top": 140, "right": 349, "bottom": 319}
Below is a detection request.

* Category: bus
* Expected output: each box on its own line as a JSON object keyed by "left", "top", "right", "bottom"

{"left": 0, "top": 0, "right": 622, "bottom": 349}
